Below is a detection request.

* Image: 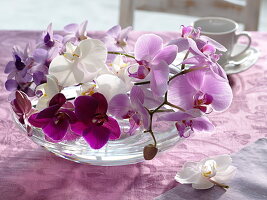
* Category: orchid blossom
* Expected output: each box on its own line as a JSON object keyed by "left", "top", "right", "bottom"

{"left": 131, "top": 34, "right": 177, "bottom": 96}
{"left": 169, "top": 26, "right": 226, "bottom": 55}
{"left": 158, "top": 109, "right": 214, "bottom": 138}
{"left": 48, "top": 39, "right": 108, "bottom": 87}
{"left": 37, "top": 23, "right": 63, "bottom": 49}
{"left": 63, "top": 20, "right": 88, "bottom": 44}
{"left": 175, "top": 155, "right": 236, "bottom": 189}
{"left": 109, "top": 86, "right": 150, "bottom": 134}
{"left": 168, "top": 68, "right": 233, "bottom": 113}
{"left": 71, "top": 93, "right": 121, "bottom": 149}
{"left": 28, "top": 93, "right": 77, "bottom": 141}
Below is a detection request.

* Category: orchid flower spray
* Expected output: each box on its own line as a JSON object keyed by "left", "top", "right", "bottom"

{"left": 6, "top": 23, "right": 233, "bottom": 160}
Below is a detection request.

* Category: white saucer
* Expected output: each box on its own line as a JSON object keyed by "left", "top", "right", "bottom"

{"left": 223, "top": 44, "right": 260, "bottom": 75}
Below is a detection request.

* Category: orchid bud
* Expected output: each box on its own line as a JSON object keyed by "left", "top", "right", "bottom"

{"left": 143, "top": 144, "right": 158, "bottom": 160}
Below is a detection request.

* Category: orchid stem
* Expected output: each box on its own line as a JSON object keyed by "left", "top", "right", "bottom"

{"left": 108, "top": 51, "right": 135, "bottom": 59}
{"left": 134, "top": 81, "right": 150, "bottom": 85}
{"left": 181, "top": 50, "right": 190, "bottom": 70}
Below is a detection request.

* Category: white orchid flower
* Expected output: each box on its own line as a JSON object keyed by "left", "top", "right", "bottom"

{"left": 175, "top": 155, "right": 236, "bottom": 190}
{"left": 108, "top": 55, "right": 133, "bottom": 90}
{"left": 48, "top": 39, "right": 108, "bottom": 87}
{"left": 36, "top": 75, "right": 61, "bottom": 111}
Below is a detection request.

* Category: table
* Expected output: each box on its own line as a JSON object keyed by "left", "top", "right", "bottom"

{"left": 0, "top": 31, "right": 267, "bottom": 200}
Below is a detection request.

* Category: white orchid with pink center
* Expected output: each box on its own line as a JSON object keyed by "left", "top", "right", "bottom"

{"left": 175, "top": 155, "right": 236, "bottom": 189}
{"left": 6, "top": 22, "right": 234, "bottom": 160}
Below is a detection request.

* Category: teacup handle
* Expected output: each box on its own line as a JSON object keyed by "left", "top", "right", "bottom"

{"left": 230, "top": 32, "right": 251, "bottom": 60}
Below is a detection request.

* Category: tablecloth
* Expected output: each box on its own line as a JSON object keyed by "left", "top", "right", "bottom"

{"left": 0, "top": 31, "right": 266, "bottom": 200}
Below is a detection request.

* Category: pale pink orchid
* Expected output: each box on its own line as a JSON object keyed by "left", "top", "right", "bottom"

{"left": 168, "top": 68, "right": 233, "bottom": 113}
{"left": 131, "top": 34, "right": 178, "bottom": 97}
{"left": 109, "top": 86, "right": 150, "bottom": 134}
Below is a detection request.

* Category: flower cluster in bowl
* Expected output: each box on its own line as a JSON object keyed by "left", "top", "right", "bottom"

{"left": 5, "top": 21, "right": 233, "bottom": 160}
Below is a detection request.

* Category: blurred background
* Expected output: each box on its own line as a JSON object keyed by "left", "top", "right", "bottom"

{"left": 0, "top": 0, "right": 266, "bottom": 31}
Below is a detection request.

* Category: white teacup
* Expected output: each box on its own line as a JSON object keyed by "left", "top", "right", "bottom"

{"left": 193, "top": 17, "right": 251, "bottom": 66}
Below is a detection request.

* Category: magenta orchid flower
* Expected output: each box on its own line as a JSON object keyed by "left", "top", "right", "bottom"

{"left": 109, "top": 86, "right": 150, "bottom": 134}
{"left": 168, "top": 68, "right": 233, "bottom": 113}
{"left": 28, "top": 93, "right": 77, "bottom": 141}
{"left": 131, "top": 34, "right": 178, "bottom": 96}
{"left": 169, "top": 26, "right": 226, "bottom": 55}
{"left": 70, "top": 93, "right": 121, "bottom": 149}
{"left": 158, "top": 109, "right": 214, "bottom": 138}
{"left": 63, "top": 20, "right": 88, "bottom": 44}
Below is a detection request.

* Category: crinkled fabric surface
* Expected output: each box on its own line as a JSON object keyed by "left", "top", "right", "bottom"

{"left": 0, "top": 31, "right": 267, "bottom": 200}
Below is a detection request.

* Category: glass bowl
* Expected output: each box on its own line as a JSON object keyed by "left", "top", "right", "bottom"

{"left": 14, "top": 112, "right": 180, "bottom": 166}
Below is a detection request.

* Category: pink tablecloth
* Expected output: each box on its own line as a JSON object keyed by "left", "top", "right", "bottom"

{"left": 0, "top": 31, "right": 266, "bottom": 200}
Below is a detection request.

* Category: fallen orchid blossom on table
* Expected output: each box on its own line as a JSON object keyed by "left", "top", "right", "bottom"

{"left": 175, "top": 155, "right": 236, "bottom": 189}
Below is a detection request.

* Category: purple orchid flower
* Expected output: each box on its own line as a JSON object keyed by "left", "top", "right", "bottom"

{"left": 169, "top": 26, "right": 226, "bottom": 55}
{"left": 109, "top": 86, "right": 150, "bottom": 134}
{"left": 130, "top": 34, "right": 178, "bottom": 96}
{"left": 158, "top": 109, "right": 214, "bottom": 138}
{"left": 11, "top": 91, "right": 33, "bottom": 125}
{"left": 70, "top": 93, "right": 121, "bottom": 149}
{"left": 182, "top": 43, "right": 227, "bottom": 80}
{"left": 31, "top": 47, "right": 60, "bottom": 85}
{"left": 4, "top": 45, "right": 36, "bottom": 97}
{"left": 168, "top": 68, "right": 233, "bottom": 113}
{"left": 37, "top": 23, "right": 63, "bottom": 49}
{"left": 63, "top": 20, "right": 88, "bottom": 44}
{"left": 28, "top": 93, "right": 77, "bottom": 141}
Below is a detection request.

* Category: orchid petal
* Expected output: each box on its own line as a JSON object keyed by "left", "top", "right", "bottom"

{"left": 48, "top": 55, "right": 84, "bottom": 87}
{"left": 103, "top": 117, "right": 121, "bottom": 140}
{"left": 49, "top": 93, "right": 66, "bottom": 107}
{"left": 108, "top": 94, "right": 131, "bottom": 119}
{"left": 70, "top": 121, "right": 88, "bottom": 135}
{"left": 168, "top": 38, "right": 189, "bottom": 53}
{"left": 43, "top": 117, "right": 69, "bottom": 141}
{"left": 200, "top": 35, "right": 227, "bottom": 52}
{"left": 153, "top": 45, "right": 177, "bottom": 65}
{"left": 213, "top": 166, "right": 237, "bottom": 183}
{"left": 192, "top": 116, "right": 215, "bottom": 132}
{"left": 209, "top": 155, "right": 233, "bottom": 171}
{"left": 28, "top": 113, "right": 50, "bottom": 128}
{"left": 5, "top": 79, "right": 18, "bottom": 91}
{"left": 134, "top": 34, "right": 163, "bottom": 61}
{"left": 107, "top": 25, "right": 121, "bottom": 38}
{"left": 83, "top": 126, "right": 110, "bottom": 149}
{"left": 192, "top": 176, "right": 214, "bottom": 189}
{"left": 175, "top": 162, "right": 201, "bottom": 184}
{"left": 188, "top": 38, "right": 204, "bottom": 56}
{"left": 95, "top": 74, "right": 128, "bottom": 101}
{"left": 92, "top": 92, "right": 108, "bottom": 114}
{"left": 74, "top": 96, "right": 98, "bottom": 121}
{"left": 4, "top": 61, "right": 16, "bottom": 73}
{"left": 78, "top": 39, "right": 108, "bottom": 82}
{"left": 202, "top": 71, "right": 233, "bottom": 111}
{"left": 150, "top": 61, "right": 169, "bottom": 97}
{"left": 130, "top": 85, "right": 145, "bottom": 105}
